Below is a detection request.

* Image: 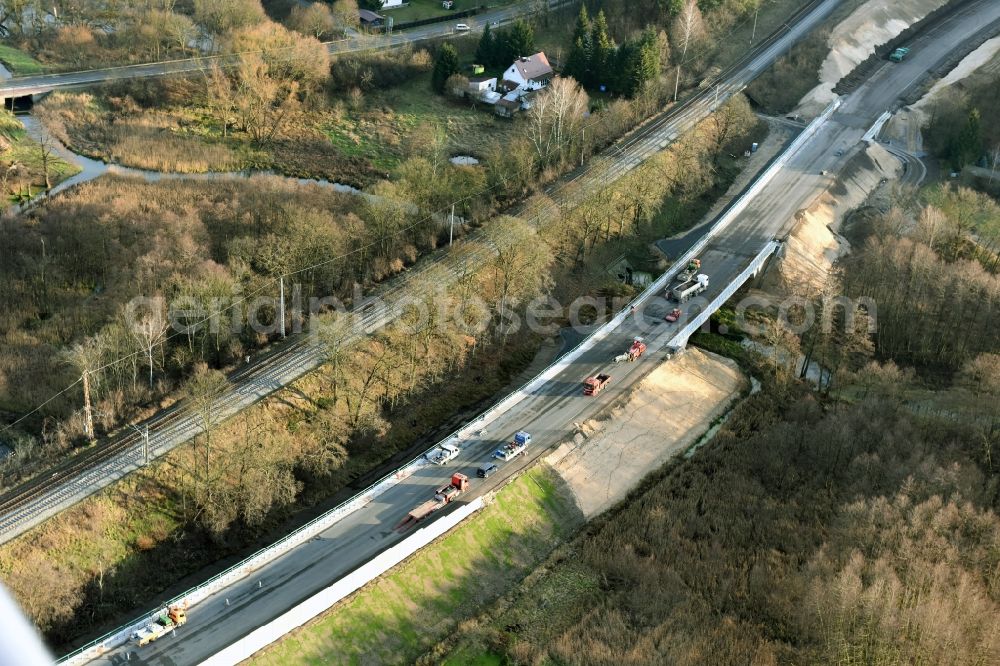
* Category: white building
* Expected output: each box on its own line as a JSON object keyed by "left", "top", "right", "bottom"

{"left": 382, "top": 0, "right": 404, "bottom": 9}
{"left": 501, "top": 52, "right": 553, "bottom": 92}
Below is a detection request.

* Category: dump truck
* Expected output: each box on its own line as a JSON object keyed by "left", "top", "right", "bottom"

{"left": 583, "top": 373, "right": 612, "bottom": 396}
{"left": 426, "top": 442, "right": 460, "bottom": 465}
{"left": 131, "top": 606, "right": 187, "bottom": 647}
{"left": 494, "top": 431, "right": 531, "bottom": 461}
{"left": 626, "top": 338, "right": 646, "bottom": 361}
{"left": 397, "top": 473, "right": 469, "bottom": 529}
{"left": 889, "top": 47, "right": 910, "bottom": 62}
{"left": 676, "top": 258, "right": 702, "bottom": 282}
{"left": 671, "top": 274, "right": 709, "bottom": 302}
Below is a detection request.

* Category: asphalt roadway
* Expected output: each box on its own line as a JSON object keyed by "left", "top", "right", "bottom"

{"left": 90, "top": 1, "right": 1000, "bottom": 663}
{"left": 0, "top": 1, "right": 565, "bottom": 100}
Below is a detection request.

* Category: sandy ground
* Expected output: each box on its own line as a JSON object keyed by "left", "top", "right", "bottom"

{"left": 764, "top": 142, "right": 900, "bottom": 293}
{"left": 796, "top": 0, "right": 949, "bottom": 117}
{"left": 544, "top": 349, "right": 745, "bottom": 519}
{"left": 885, "top": 37, "right": 1000, "bottom": 153}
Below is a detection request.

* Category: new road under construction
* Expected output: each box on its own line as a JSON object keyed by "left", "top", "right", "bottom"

{"left": 69, "top": 2, "right": 1000, "bottom": 661}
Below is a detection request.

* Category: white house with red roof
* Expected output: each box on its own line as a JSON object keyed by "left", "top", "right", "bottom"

{"left": 501, "top": 52, "right": 553, "bottom": 92}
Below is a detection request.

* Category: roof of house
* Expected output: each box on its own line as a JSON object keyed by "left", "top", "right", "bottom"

{"left": 511, "top": 52, "right": 553, "bottom": 81}
{"left": 358, "top": 9, "right": 383, "bottom": 22}
{"left": 497, "top": 97, "right": 520, "bottom": 110}
{"left": 468, "top": 75, "right": 496, "bottom": 84}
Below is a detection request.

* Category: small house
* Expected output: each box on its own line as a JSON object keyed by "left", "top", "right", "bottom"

{"left": 382, "top": 0, "right": 405, "bottom": 8}
{"left": 501, "top": 52, "right": 553, "bottom": 92}
{"left": 358, "top": 9, "right": 384, "bottom": 28}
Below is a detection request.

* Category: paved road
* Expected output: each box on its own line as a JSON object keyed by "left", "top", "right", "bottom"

{"left": 0, "top": 0, "right": 841, "bottom": 546}
{"left": 0, "top": 2, "right": 562, "bottom": 99}
{"left": 87, "top": 2, "right": 1000, "bottom": 664}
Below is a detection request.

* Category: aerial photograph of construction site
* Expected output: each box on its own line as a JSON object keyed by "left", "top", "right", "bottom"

{"left": 0, "top": 0, "right": 998, "bottom": 664}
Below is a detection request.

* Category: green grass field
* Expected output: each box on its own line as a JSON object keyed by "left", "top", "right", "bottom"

{"left": 0, "top": 44, "right": 44, "bottom": 75}
{"left": 250, "top": 466, "right": 584, "bottom": 665}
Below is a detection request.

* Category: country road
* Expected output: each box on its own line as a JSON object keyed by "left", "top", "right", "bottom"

{"left": 84, "top": 1, "right": 1000, "bottom": 663}
{"left": 0, "top": 0, "right": 842, "bottom": 545}
{"left": 0, "top": 1, "right": 564, "bottom": 99}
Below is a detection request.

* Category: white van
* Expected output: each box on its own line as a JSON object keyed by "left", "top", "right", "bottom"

{"left": 455, "top": 23, "right": 470, "bottom": 32}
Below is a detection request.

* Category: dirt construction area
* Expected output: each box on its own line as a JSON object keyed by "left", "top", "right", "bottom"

{"left": 544, "top": 349, "right": 746, "bottom": 519}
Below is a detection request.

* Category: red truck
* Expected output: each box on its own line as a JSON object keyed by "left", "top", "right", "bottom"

{"left": 627, "top": 338, "right": 646, "bottom": 361}
{"left": 664, "top": 308, "right": 682, "bottom": 323}
{"left": 396, "top": 473, "right": 469, "bottom": 530}
{"left": 583, "top": 374, "right": 612, "bottom": 396}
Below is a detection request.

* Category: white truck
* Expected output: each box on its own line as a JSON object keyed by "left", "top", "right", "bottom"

{"left": 671, "top": 274, "right": 709, "bottom": 302}
{"left": 426, "top": 442, "right": 460, "bottom": 465}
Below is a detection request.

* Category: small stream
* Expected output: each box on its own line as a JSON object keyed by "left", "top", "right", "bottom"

{"left": 683, "top": 376, "right": 760, "bottom": 460}
{"left": 14, "top": 114, "right": 368, "bottom": 210}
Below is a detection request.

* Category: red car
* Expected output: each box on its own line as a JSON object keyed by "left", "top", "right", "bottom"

{"left": 664, "top": 308, "right": 682, "bottom": 323}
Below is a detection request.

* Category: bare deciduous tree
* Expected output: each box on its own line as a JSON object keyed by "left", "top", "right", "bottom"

{"left": 670, "top": 0, "right": 706, "bottom": 101}
{"left": 288, "top": 2, "right": 337, "bottom": 41}
{"left": 527, "top": 76, "right": 589, "bottom": 167}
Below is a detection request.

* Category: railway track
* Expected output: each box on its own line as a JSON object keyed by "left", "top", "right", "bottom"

{"left": 0, "top": 0, "right": 839, "bottom": 543}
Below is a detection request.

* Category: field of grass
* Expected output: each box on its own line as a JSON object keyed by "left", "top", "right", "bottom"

{"left": 0, "top": 43, "right": 45, "bottom": 75}
{"left": 323, "top": 74, "right": 509, "bottom": 172}
{"left": 250, "top": 466, "right": 584, "bottom": 666}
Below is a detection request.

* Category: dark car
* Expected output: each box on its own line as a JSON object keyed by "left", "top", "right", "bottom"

{"left": 477, "top": 463, "right": 499, "bottom": 479}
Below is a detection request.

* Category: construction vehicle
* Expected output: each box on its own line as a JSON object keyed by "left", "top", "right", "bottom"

{"left": 626, "top": 338, "right": 646, "bottom": 361}
{"left": 671, "top": 274, "right": 709, "bottom": 302}
{"left": 676, "top": 258, "right": 702, "bottom": 282}
{"left": 664, "top": 308, "right": 682, "bottom": 323}
{"left": 889, "top": 47, "right": 909, "bottom": 62}
{"left": 131, "top": 606, "right": 187, "bottom": 647}
{"left": 583, "top": 374, "right": 612, "bottom": 396}
{"left": 397, "top": 473, "right": 469, "bottom": 529}
{"left": 426, "top": 442, "right": 460, "bottom": 465}
{"left": 494, "top": 431, "right": 531, "bottom": 461}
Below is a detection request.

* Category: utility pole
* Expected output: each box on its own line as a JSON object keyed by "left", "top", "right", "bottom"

{"left": 130, "top": 424, "right": 151, "bottom": 462}
{"left": 673, "top": 65, "right": 681, "bottom": 102}
{"left": 279, "top": 277, "right": 285, "bottom": 338}
{"left": 714, "top": 84, "right": 719, "bottom": 110}
{"left": 750, "top": 8, "right": 758, "bottom": 45}
{"left": 581, "top": 128, "right": 585, "bottom": 166}
{"left": 449, "top": 204, "right": 455, "bottom": 247}
{"left": 82, "top": 370, "right": 94, "bottom": 442}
